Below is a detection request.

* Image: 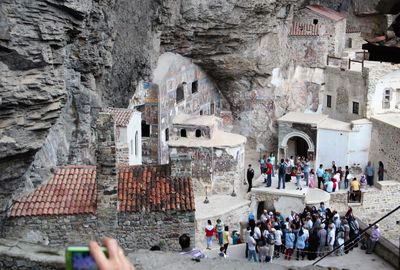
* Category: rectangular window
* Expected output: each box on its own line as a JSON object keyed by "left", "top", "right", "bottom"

{"left": 352, "top": 102, "right": 359, "bottom": 115}
{"left": 327, "top": 95, "right": 332, "bottom": 108}
{"left": 383, "top": 89, "right": 391, "bottom": 109}
{"left": 192, "top": 80, "right": 198, "bottom": 94}
{"left": 165, "top": 128, "right": 169, "bottom": 142}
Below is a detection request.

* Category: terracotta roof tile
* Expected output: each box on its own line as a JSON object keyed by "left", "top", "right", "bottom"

{"left": 118, "top": 165, "right": 195, "bottom": 213}
{"left": 289, "top": 22, "right": 320, "bottom": 36}
{"left": 306, "top": 5, "right": 345, "bottom": 22}
{"left": 346, "top": 25, "right": 361, "bottom": 33}
{"left": 9, "top": 165, "right": 97, "bottom": 218}
{"left": 106, "top": 107, "right": 136, "bottom": 127}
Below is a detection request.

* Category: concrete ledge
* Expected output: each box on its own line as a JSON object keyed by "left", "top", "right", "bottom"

{"left": 375, "top": 180, "right": 400, "bottom": 190}
{"left": 358, "top": 219, "right": 400, "bottom": 269}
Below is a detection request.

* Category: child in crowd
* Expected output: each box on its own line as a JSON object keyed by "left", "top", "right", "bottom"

{"left": 309, "top": 169, "right": 315, "bottom": 188}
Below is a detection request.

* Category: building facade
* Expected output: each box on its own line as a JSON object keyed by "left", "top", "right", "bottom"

{"left": 131, "top": 53, "right": 222, "bottom": 165}
{"left": 168, "top": 114, "right": 247, "bottom": 197}
{"left": 3, "top": 114, "right": 195, "bottom": 251}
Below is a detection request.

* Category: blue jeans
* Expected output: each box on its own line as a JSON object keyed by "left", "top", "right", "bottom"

{"left": 278, "top": 174, "right": 285, "bottom": 188}
{"left": 296, "top": 176, "right": 302, "bottom": 188}
{"left": 218, "top": 232, "right": 223, "bottom": 246}
{"left": 248, "top": 249, "right": 257, "bottom": 262}
{"left": 304, "top": 172, "right": 309, "bottom": 187}
{"left": 206, "top": 236, "right": 213, "bottom": 248}
{"left": 266, "top": 174, "right": 272, "bottom": 187}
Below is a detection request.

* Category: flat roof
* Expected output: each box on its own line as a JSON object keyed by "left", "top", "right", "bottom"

{"left": 173, "top": 114, "right": 220, "bottom": 127}
{"left": 278, "top": 112, "right": 328, "bottom": 125}
{"left": 168, "top": 130, "right": 246, "bottom": 148}
{"left": 318, "top": 118, "right": 352, "bottom": 131}
{"left": 371, "top": 113, "right": 400, "bottom": 129}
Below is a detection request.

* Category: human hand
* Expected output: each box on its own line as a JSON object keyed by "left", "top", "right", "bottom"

{"left": 89, "top": 238, "right": 135, "bottom": 270}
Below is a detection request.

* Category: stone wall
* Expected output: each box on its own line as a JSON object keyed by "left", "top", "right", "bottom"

{"left": 118, "top": 211, "right": 195, "bottom": 251}
{"left": 2, "top": 214, "right": 98, "bottom": 246}
{"left": 195, "top": 202, "right": 249, "bottom": 250}
{"left": 331, "top": 181, "right": 400, "bottom": 246}
{"left": 322, "top": 66, "right": 367, "bottom": 121}
{"left": 288, "top": 35, "right": 329, "bottom": 68}
{"left": 116, "top": 145, "right": 130, "bottom": 165}
{"left": 170, "top": 146, "right": 245, "bottom": 197}
{"left": 369, "top": 117, "right": 400, "bottom": 181}
{"left": 294, "top": 8, "right": 345, "bottom": 57}
{"left": 2, "top": 211, "right": 195, "bottom": 251}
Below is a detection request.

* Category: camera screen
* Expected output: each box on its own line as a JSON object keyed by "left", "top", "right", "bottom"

{"left": 72, "top": 251, "right": 98, "bottom": 270}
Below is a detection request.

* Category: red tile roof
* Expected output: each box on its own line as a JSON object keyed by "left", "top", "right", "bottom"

{"left": 346, "top": 26, "right": 361, "bottom": 33}
{"left": 9, "top": 166, "right": 97, "bottom": 218}
{"left": 289, "top": 22, "right": 320, "bottom": 36}
{"left": 306, "top": 5, "right": 345, "bottom": 22}
{"left": 118, "top": 165, "right": 195, "bottom": 212}
{"left": 106, "top": 108, "right": 135, "bottom": 127}
{"left": 9, "top": 165, "right": 195, "bottom": 218}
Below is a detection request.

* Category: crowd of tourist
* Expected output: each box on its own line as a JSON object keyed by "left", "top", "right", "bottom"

{"left": 198, "top": 204, "right": 381, "bottom": 263}
{"left": 253, "top": 154, "right": 386, "bottom": 195}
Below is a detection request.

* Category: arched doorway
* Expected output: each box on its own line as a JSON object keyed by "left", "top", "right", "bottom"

{"left": 287, "top": 136, "right": 308, "bottom": 158}
{"left": 279, "top": 131, "right": 315, "bottom": 161}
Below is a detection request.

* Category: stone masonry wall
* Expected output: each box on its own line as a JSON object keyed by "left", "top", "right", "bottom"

{"left": 116, "top": 145, "right": 130, "bottom": 165}
{"left": 330, "top": 181, "right": 400, "bottom": 246}
{"left": 322, "top": 66, "right": 367, "bottom": 121}
{"left": 369, "top": 118, "right": 400, "bottom": 181}
{"left": 118, "top": 211, "right": 195, "bottom": 251}
{"left": 2, "top": 214, "right": 98, "bottom": 246}
{"left": 170, "top": 145, "right": 245, "bottom": 197}
{"left": 2, "top": 211, "right": 195, "bottom": 251}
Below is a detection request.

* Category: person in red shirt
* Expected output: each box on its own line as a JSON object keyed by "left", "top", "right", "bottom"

{"left": 205, "top": 220, "right": 215, "bottom": 250}
{"left": 266, "top": 159, "right": 273, "bottom": 187}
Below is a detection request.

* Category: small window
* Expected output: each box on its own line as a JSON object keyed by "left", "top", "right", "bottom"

{"left": 176, "top": 84, "right": 184, "bottom": 103}
{"left": 165, "top": 128, "right": 169, "bottom": 141}
{"left": 352, "top": 102, "right": 359, "bottom": 115}
{"left": 327, "top": 95, "right": 332, "bottom": 108}
{"left": 195, "top": 129, "right": 201, "bottom": 138}
{"left": 200, "top": 110, "right": 203, "bottom": 115}
{"left": 383, "top": 89, "right": 391, "bottom": 109}
{"left": 141, "top": 120, "right": 150, "bottom": 137}
{"left": 210, "top": 103, "right": 215, "bottom": 114}
{"left": 135, "top": 131, "right": 138, "bottom": 156}
{"left": 180, "top": 129, "right": 187, "bottom": 137}
{"left": 313, "top": 19, "right": 318, "bottom": 25}
{"left": 192, "top": 80, "right": 198, "bottom": 94}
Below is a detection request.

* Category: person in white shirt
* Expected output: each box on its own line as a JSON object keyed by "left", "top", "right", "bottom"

{"left": 327, "top": 223, "right": 336, "bottom": 255}
{"left": 274, "top": 227, "right": 283, "bottom": 258}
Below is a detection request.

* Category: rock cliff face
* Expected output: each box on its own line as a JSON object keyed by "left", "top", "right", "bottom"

{"left": 0, "top": 0, "right": 390, "bottom": 210}
{"left": 0, "top": 0, "right": 159, "bottom": 209}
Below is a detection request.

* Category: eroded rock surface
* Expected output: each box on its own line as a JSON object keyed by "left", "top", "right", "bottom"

{"left": 0, "top": 0, "right": 159, "bottom": 209}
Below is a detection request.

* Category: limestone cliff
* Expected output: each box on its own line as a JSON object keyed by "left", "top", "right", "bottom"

{"left": 0, "top": 0, "right": 159, "bottom": 209}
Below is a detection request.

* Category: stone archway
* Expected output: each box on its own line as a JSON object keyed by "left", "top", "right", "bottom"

{"left": 279, "top": 131, "right": 315, "bottom": 161}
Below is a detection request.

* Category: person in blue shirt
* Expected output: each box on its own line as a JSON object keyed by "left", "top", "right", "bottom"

{"left": 325, "top": 179, "right": 334, "bottom": 193}
{"left": 365, "top": 161, "right": 375, "bottom": 187}
{"left": 284, "top": 228, "right": 295, "bottom": 260}
{"left": 296, "top": 229, "right": 307, "bottom": 260}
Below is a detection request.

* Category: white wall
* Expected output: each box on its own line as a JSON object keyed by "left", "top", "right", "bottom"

{"left": 316, "top": 129, "right": 349, "bottom": 169}
{"left": 116, "top": 127, "right": 127, "bottom": 145}
{"left": 348, "top": 122, "right": 372, "bottom": 168}
{"left": 369, "top": 70, "right": 400, "bottom": 116}
{"left": 127, "top": 111, "right": 142, "bottom": 165}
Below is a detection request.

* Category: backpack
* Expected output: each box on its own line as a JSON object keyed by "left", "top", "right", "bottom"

{"left": 279, "top": 163, "right": 286, "bottom": 175}
{"left": 266, "top": 233, "right": 275, "bottom": 245}
{"left": 349, "top": 219, "right": 359, "bottom": 234}
{"left": 257, "top": 234, "right": 267, "bottom": 247}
